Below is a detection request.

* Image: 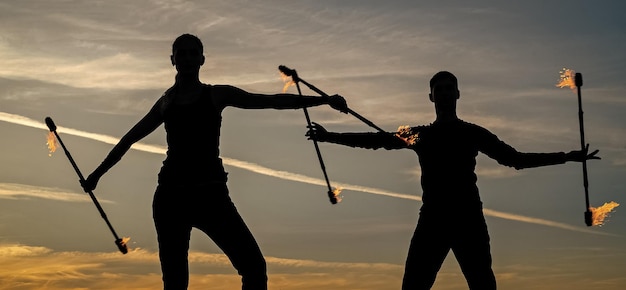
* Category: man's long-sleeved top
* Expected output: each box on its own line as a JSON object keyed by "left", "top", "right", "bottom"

{"left": 321, "top": 119, "right": 567, "bottom": 211}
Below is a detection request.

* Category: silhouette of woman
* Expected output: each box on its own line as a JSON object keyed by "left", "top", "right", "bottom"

{"left": 82, "top": 33, "right": 347, "bottom": 290}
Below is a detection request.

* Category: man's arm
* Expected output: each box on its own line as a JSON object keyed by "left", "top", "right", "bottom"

{"left": 306, "top": 122, "right": 408, "bottom": 150}
{"left": 211, "top": 85, "right": 347, "bottom": 112}
{"left": 478, "top": 127, "right": 600, "bottom": 169}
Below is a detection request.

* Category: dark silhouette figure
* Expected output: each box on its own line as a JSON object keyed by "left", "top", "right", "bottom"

{"left": 306, "top": 71, "right": 599, "bottom": 290}
{"left": 81, "top": 33, "right": 347, "bottom": 290}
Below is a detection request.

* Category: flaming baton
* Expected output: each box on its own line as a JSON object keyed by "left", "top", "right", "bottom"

{"left": 278, "top": 66, "right": 341, "bottom": 204}
{"left": 557, "top": 69, "right": 619, "bottom": 226}
{"left": 45, "top": 117, "right": 129, "bottom": 253}
{"left": 573, "top": 72, "right": 594, "bottom": 226}
{"left": 279, "top": 65, "right": 393, "bottom": 203}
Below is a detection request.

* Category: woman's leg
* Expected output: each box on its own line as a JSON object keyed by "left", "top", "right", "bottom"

{"left": 193, "top": 184, "right": 267, "bottom": 290}
{"left": 153, "top": 185, "right": 193, "bottom": 290}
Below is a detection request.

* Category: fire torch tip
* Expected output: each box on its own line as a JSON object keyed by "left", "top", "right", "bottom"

{"left": 327, "top": 190, "right": 338, "bottom": 204}
{"left": 575, "top": 72, "right": 583, "bottom": 87}
{"left": 584, "top": 210, "right": 593, "bottom": 227}
{"left": 278, "top": 65, "right": 296, "bottom": 77}
{"left": 115, "top": 238, "right": 129, "bottom": 254}
{"left": 44, "top": 117, "right": 56, "bottom": 132}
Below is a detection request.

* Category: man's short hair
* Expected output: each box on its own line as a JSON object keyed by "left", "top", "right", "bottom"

{"left": 429, "top": 71, "right": 458, "bottom": 90}
{"left": 172, "top": 33, "right": 204, "bottom": 54}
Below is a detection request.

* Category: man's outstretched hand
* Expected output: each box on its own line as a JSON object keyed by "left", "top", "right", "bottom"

{"left": 566, "top": 144, "right": 601, "bottom": 162}
{"left": 306, "top": 122, "right": 329, "bottom": 142}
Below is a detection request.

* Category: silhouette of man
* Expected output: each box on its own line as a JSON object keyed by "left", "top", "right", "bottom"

{"left": 81, "top": 33, "right": 347, "bottom": 290}
{"left": 306, "top": 71, "right": 599, "bottom": 290}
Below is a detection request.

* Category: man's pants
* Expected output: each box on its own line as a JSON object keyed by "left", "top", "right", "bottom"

{"left": 402, "top": 211, "right": 496, "bottom": 290}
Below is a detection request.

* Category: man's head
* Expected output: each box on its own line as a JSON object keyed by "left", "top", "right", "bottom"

{"left": 429, "top": 71, "right": 460, "bottom": 109}
{"left": 429, "top": 71, "right": 457, "bottom": 91}
{"left": 170, "top": 34, "right": 205, "bottom": 73}
{"left": 428, "top": 71, "right": 461, "bottom": 119}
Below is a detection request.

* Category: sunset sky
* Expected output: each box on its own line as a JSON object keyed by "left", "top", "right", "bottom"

{"left": 1, "top": 1, "right": 625, "bottom": 289}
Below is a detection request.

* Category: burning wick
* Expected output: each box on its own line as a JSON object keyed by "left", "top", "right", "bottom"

{"left": 395, "top": 125, "right": 419, "bottom": 146}
{"left": 116, "top": 237, "right": 131, "bottom": 254}
{"left": 280, "top": 71, "right": 295, "bottom": 93}
{"left": 589, "top": 201, "right": 620, "bottom": 226}
{"left": 46, "top": 131, "right": 58, "bottom": 156}
{"left": 556, "top": 67, "right": 577, "bottom": 91}
{"left": 331, "top": 187, "right": 343, "bottom": 203}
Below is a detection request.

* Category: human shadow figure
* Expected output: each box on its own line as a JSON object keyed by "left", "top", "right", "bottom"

{"left": 81, "top": 33, "right": 347, "bottom": 290}
{"left": 307, "top": 71, "right": 599, "bottom": 290}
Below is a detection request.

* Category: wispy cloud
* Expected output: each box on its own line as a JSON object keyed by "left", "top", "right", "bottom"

{"left": 2, "top": 242, "right": 623, "bottom": 290}
{"left": 0, "top": 183, "right": 112, "bottom": 203}
{"left": 0, "top": 49, "right": 172, "bottom": 90}
{"left": 0, "top": 243, "right": 402, "bottom": 290}
{"left": 0, "top": 112, "right": 611, "bottom": 235}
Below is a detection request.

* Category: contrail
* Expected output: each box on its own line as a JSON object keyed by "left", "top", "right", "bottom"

{"left": 0, "top": 112, "right": 609, "bottom": 235}
{"left": 0, "top": 182, "right": 113, "bottom": 203}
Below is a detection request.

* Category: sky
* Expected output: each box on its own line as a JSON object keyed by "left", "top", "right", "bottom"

{"left": 0, "top": 0, "right": 625, "bottom": 289}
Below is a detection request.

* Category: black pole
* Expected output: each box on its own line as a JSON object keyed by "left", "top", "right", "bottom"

{"left": 45, "top": 117, "right": 129, "bottom": 253}
{"left": 278, "top": 65, "right": 386, "bottom": 133}
{"left": 574, "top": 74, "right": 593, "bottom": 227}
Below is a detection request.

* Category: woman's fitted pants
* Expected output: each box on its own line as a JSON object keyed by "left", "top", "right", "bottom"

{"left": 153, "top": 183, "right": 267, "bottom": 290}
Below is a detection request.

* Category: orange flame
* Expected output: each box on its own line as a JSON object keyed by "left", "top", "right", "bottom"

{"left": 46, "top": 132, "right": 57, "bottom": 156}
{"left": 395, "top": 125, "right": 418, "bottom": 146}
{"left": 589, "top": 201, "right": 620, "bottom": 226}
{"left": 556, "top": 67, "right": 576, "bottom": 91}
{"left": 279, "top": 71, "right": 295, "bottom": 93}
{"left": 332, "top": 187, "right": 343, "bottom": 203}
{"left": 118, "top": 236, "right": 131, "bottom": 252}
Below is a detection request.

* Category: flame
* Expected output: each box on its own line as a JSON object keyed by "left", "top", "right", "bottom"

{"left": 589, "top": 201, "right": 620, "bottom": 226}
{"left": 332, "top": 187, "right": 343, "bottom": 203}
{"left": 279, "top": 71, "right": 295, "bottom": 93}
{"left": 118, "top": 236, "right": 131, "bottom": 252}
{"left": 395, "top": 125, "right": 418, "bottom": 146}
{"left": 46, "top": 131, "right": 57, "bottom": 156}
{"left": 556, "top": 67, "right": 577, "bottom": 91}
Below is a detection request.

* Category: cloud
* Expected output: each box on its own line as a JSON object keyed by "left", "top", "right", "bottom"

{"left": 406, "top": 164, "right": 521, "bottom": 180}
{"left": 0, "top": 243, "right": 402, "bottom": 290}
{"left": 0, "top": 244, "right": 52, "bottom": 257}
{"left": 0, "top": 49, "right": 172, "bottom": 90}
{"left": 2, "top": 242, "right": 622, "bottom": 290}
{"left": 0, "top": 183, "right": 112, "bottom": 203}
{"left": 0, "top": 112, "right": 611, "bottom": 235}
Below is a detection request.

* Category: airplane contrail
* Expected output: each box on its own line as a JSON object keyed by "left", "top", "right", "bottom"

{"left": 0, "top": 111, "right": 609, "bottom": 235}
{"left": 0, "top": 182, "right": 114, "bottom": 203}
